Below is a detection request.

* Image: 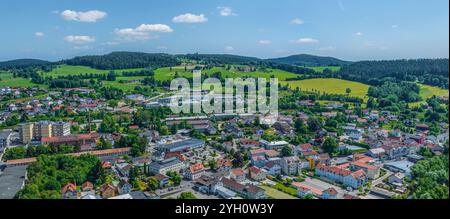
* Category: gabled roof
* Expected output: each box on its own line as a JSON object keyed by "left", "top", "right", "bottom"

{"left": 189, "top": 163, "right": 205, "bottom": 174}
{"left": 231, "top": 168, "right": 245, "bottom": 176}
{"left": 61, "top": 183, "right": 77, "bottom": 194}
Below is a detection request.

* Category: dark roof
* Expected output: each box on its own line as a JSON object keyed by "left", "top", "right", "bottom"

{"left": 129, "top": 191, "right": 149, "bottom": 199}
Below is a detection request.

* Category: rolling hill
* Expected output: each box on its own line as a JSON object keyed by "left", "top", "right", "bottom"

{"left": 267, "top": 54, "right": 351, "bottom": 67}
{"left": 0, "top": 59, "right": 50, "bottom": 69}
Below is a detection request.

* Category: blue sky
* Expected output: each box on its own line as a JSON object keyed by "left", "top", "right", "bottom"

{"left": 0, "top": 0, "right": 448, "bottom": 61}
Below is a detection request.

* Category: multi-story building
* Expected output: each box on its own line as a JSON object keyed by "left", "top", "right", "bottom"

{"left": 19, "top": 121, "right": 71, "bottom": 143}
{"left": 315, "top": 164, "right": 367, "bottom": 189}
{"left": 19, "top": 123, "right": 34, "bottom": 144}
{"left": 52, "top": 121, "right": 71, "bottom": 137}
{"left": 281, "top": 156, "right": 301, "bottom": 175}
{"left": 148, "top": 157, "right": 185, "bottom": 175}
{"left": 34, "top": 121, "right": 52, "bottom": 139}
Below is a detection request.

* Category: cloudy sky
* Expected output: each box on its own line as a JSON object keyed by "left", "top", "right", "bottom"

{"left": 0, "top": 0, "right": 448, "bottom": 61}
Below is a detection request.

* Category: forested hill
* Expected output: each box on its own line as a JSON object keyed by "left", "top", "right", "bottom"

{"left": 60, "top": 52, "right": 180, "bottom": 70}
{"left": 176, "top": 53, "right": 263, "bottom": 65}
{"left": 338, "top": 59, "right": 449, "bottom": 88}
{"left": 267, "top": 54, "right": 352, "bottom": 66}
{"left": 0, "top": 59, "right": 50, "bottom": 69}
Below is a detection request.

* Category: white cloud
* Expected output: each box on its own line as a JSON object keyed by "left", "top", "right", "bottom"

{"left": 392, "top": 25, "right": 399, "bottom": 29}
{"left": 290, "top": 18, "right": 304, "bottom": 25}
{"left": 290, "top": 38, "right": 319, "bottom": 44}
{"left": 355, "top": 32, "right": 364, "bottom": 36}
{"left": 135, "top": 24, "right": 173, "bottom": 32}
{"left": 61, "top": 10, "right": 107, "bottom": 23}
{"left": 258, "top": 40, "right": 271, "bottom": 45}
{"left": 217, "top": 7, "right": 237, "bottom": 16}
{"left": 35, "top": 32, "right": 45, "bottom": 37}
{"left": 64, "top": 35, "right": 95, "bottom": 44}
{"left": 224, "top": 46, "right": 234, "bottom": 51}
{"left": 114, "top": 24, "right": 173, "bottom": 41}
{"left": 318, "top": 46, "right": 337, "bottom": 51}
{"left": 172, "top": 13, "right": 208, "bottom": 23}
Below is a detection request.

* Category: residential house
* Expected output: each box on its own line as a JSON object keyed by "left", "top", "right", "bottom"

{"left": 154, "top": 173, "right": 170, "bottom": 188}
{"left": 230, "top": 168, "right": 246, "bottom": 182}
{"left": 185, "top": 163, "right": 205, "bottom": 180}
{"left": 263, "top": 161, "right": 282, "bottom": 176}
{"left": 248, "top": 166, "right": 266, "bottom": 181}
{"left": 216, "top": 159, "right": 232, "bottom": 174}
{"left": 100, "top": 184, "right": 118, "bottom": 199}
{"left": 61, "top": 183, "right": 78, "bottom": 199}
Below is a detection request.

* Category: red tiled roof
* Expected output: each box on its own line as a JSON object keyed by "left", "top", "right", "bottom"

{"left": 189, "top": 163, "right": 205, "bottom": 174}
{"left": 231, "top": 168, "right": 245, "bottom": 176}
{"left": 42, "top": 133, "right": 100, "bottom": 144}
{"left": 248, "top": 166, "right": 261, "bottom": 174}
{"left": 292, "top": 182, "right": 323, "bottom": 196}
{"left": 316, "top": 164, "right": 352, "bottom": 177}
{"left": 216, "top": 159, "right": 232, "bottom": 167}
{"left": 299, "top": 143, "right": 313, "bottom": 151}
{"left": 61, "top": 183, "right": 77, "bottom": 194}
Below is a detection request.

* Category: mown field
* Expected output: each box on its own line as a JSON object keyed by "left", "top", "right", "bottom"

{"left": 260, "top": 185, "right": 298, "bottom": 199}
{"left": 280, "top": 78, "right": 370, "bottom": 99}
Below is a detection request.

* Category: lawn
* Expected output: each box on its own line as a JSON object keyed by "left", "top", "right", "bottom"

{"left": 280, "top": 78, "right": 370, "bottom": 99}
{"left": 308, "top": 66, "right": 341, "bottom": 73}
{"left": 272, "top": 183, "right": 299, "bottom": 197}
{"left": 261, "top": 185, "right": 298, "bottom": 199}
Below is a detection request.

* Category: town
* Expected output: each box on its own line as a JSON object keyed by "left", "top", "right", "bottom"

{"left": 0, "top": 61, "right": 448, "bottom": 200}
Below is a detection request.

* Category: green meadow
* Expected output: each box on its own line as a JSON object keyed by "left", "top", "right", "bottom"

{"left": 42, "top": 64, "right": 145, "bottom": 77}
{"left": 280, "top": 78, "right": 370, "bottom": 99}
{"left": 0, "top": 71, "right": 46, "bottom": 88}
{"left": 308, "top": 66, "right": 341, "bottom": 73}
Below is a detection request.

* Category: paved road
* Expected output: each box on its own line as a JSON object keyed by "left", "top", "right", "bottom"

{"left": 372, "top": 169, "right": 393, "bottom": 186}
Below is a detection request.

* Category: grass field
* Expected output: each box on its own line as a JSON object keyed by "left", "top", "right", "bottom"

{"left": 409, "top": 84, "right": 449, "bottom": 107}
{"left": 43, "top": 64, "right": 145, "bottom": 77}
{"left": 281, "top": 78, "right": 370, "bottom": 99}
{"left": 154, "top": 66, "right": 301, "bottom": 81}
{"left": 418, "top": 84, "right": 449, "bottom": 99}
{"left": 308, "top": 66, "right": 341, "bottom": 73}
{"left": 261, "top": 185, "right": 298, "bottom": 199}
{"left": 0, "top": 71, "right": 46, "bottom": 88}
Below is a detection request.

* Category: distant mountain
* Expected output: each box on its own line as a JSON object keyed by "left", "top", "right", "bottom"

{"left": 267, "top": 54, "right": 352, "bottom": 67}
{"left": 61, "top": 52, "right": 180, "bottom": 70}
{"left": 0, "top": 59, "right": 50, "bottom": 69}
